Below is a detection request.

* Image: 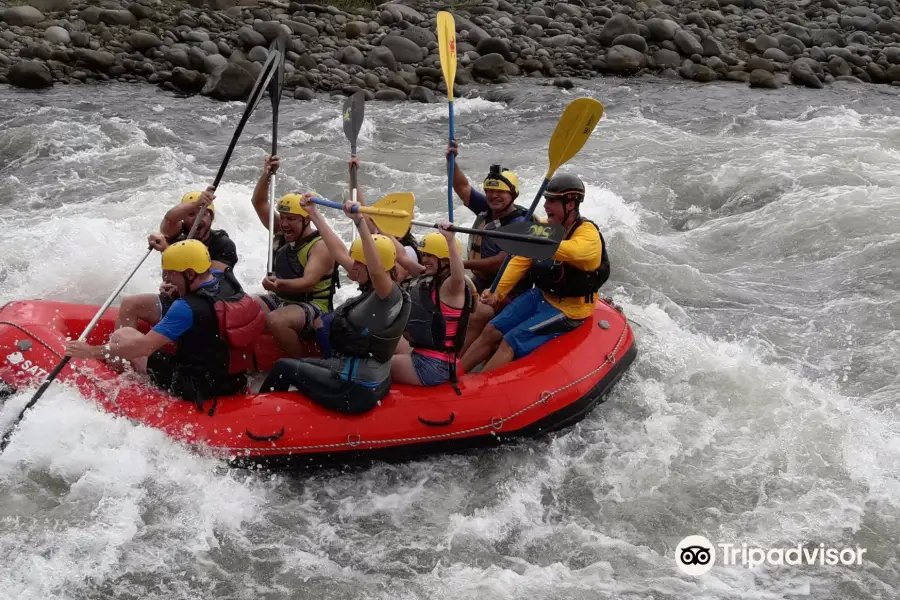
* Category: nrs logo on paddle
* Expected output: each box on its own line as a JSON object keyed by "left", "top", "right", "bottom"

{"left": 675, "top": 535, "right": 867, "bottom": 576}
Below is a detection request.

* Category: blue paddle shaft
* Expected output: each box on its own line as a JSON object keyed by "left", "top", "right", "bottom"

{"left": 310, "top": 196, "right": 359, "bottom": 213}
{"left": 447, "top": 100, "right": 455, "bottom": 223}
{"left": 488, "top": 177, "right": 551, "bottom": 293}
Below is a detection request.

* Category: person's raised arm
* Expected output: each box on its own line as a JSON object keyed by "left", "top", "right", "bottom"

{"left": 446, "top": 139, "right": 473, "bottom": 206}
{"left": 348, "top": 205, "right": 393, "bottom": 299}
{"left": 160, "top": 187, "right": 214, "bottom": 238}
{"left": 300, "top": 193, "right": 354, "bottom": 272}
{"left": 250, "top": 156, "right": 280, "bottom": 230}
{"left": 439, "top": 222, "right": 466, "bottom": 300}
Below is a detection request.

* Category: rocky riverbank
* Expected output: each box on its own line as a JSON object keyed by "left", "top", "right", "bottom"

{"left": 2, "top": 0, "right": 900, "bottom": 102}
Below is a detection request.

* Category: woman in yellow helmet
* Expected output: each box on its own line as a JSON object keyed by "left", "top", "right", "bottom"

{"left": 389, "top": 227, "right": 473, "bottom": 389}
{"left": 348, "top": 156, "right": 426, "bottom": 286}
{"left": 258, "top": 195, "right": 411, "bottom": 414}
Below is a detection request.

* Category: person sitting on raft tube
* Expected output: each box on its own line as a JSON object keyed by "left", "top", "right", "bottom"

{"left": 250, "top": 157, "right": 338, "bottom": 358}
{"left": 390, "top": 228, "right": 473, "bottom": 389}
{"left": 65, "top": 240, "right": 265, "bottom": 412}
{"left": 259, "top": 195, "right": 411, "bottom": 414}
{"left": 112, "top": 189, "right": 239, "bottom": 332}
{"left": 445, "top": 140, "right": 533, "bottom": 352}
{"left": 346, "top": 156, "right": 425, "bottom": 286}
{"left": 460, "top": 173, "right": 611, "bottom": 373}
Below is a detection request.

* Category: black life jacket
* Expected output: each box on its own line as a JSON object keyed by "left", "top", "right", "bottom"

{"left": 530, "top": 218, "right": 610, "bottom": 303}
{"left": 329, "top": 284, "right": 412, "bottom": 364}
{"left": 468, "top": 204, "right": 530, "bottom": 259}
{"left": 174, "top": 271, "right": 265, "bottom": 412}
{"left": 405, "top": 275, "right": 473, "bottom": 393}
{"left": 271, "top": 231, "right": 340, "bottom": 310}
{"left": 171, "top": 227, "right": 236, "bottom": 267}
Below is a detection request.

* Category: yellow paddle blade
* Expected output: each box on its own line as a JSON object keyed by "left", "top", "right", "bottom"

{"left": 437, "top": 11, "right": 457, "bottom": 102}
{"left": 547, "top": 97, "right": 604, "bottom": 177}
{"left": 360, "top": 192, "right": 415, "bottom": 237}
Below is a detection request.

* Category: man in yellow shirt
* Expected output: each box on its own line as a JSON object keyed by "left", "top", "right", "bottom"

{"left": 460, "top": 173, "right": 610, "bottom": 373}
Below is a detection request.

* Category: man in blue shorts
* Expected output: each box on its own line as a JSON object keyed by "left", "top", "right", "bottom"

{"left": 460, "top": 174, "right": 610, "bottom": 373}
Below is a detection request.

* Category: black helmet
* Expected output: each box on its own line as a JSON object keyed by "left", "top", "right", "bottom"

{"left": 544, "top": 173, "right": 585, "bottom": 203}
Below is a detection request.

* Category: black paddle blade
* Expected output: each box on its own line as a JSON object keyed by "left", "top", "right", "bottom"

{"left": 268, "top": 38, "right": 287, "bottom": 107}
{"left": 492, "top": 221, "right": 565, "bottom": 261}
{"left": 246, "top": 49, "right": 280, "bottom": 116}
{"left": 342, "top": 90, "right": 366, "bottom": 151}
{"left": 268, "top": 38, "right": 287, "bottom": 156}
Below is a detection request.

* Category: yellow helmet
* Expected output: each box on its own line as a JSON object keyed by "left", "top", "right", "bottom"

{"left": 349, "top": 234, "right": 396, "bottom": 271}
{"left": 161, "top": 239, "right": 211, "bottom": 273}
{"left": 483, "top": 166, "right": 519, "bottom": 198}
{"left": 276, "top": 193, "right": 309, "bottom": 217}
{"left": 417, "top": 232, "right": 461, "bottom": 259}
{"left": 181, "top": 191, "right": 214, "bottom": 213}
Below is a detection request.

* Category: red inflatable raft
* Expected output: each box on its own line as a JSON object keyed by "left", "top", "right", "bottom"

{"left": 0, "top": 298, "right": 636, "bottom": 469}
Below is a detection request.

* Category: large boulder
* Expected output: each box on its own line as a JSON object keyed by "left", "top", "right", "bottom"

{"left": 201, "top": 61, "right": 256, "bottom": 101}
{"left": 98, "top": 9, "right": 137, "bottom": 26}
{"left": 606, "top": 45, "right": 647, "bottom": 74}
{"left": 128, "top": 31, "right": 162, "bottom": 52}
{"left": 674, "top": 30, "right": 703, "bottom": 55}
{"left": 3, "top": 6, "right": 44, "bottom": 27}
{"left": 612, "top": 33, "right": 648, "bottom": 54}
{"left": 600, "top": 14, "right": 639, "bottom": 46}
{"left": 75, "top": 48, "right": 116, "bottom": 70}
{"left": 472, "top": 53, "right": 506, "bottom": 80}
{"left": 170, "top": 67, "right": 206, "bottom": 93}
{"left": 345, "top": 21, "right": 367, "bottom": 39}
{"left": 26, "top": 0, "right": 71, "bottom": 11}
{"left": 237, "top": 26, "right": 266, "bottom": 48}
{"left": 382, "top": 3, "right": 424, "bottom": 24}
{"left": 365, "top": 46, "right": 397, "bottom": 70}
{"left": 810, "top": 28, "right": 845, "bottom": 47}
{"left": 8, "top": 60, "right": 53, "bottom": 88}
{"left": 401, "top": 25, "right": 436, "bottom": 48}
{"left": 336, "top": 46, "right": 364, "bottom": 66}
{"left": 44, "top": 26, "right": 70, "bottom": 45}
{"left": 790, "top": 58, "right": 825, "bottom": 88}
{"left": 253, "top": 20, "right": 288, "bottom": 43}
{"left": 645, "top": 18, "right": 680, "bottom": 42}
{"left": 380, "top": 34, "right": 423, "bottom": 64}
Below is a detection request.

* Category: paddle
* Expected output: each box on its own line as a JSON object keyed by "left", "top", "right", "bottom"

{"left": 187, "top": 44, "right": 282, "bottom": 240}
{"left": 0, "top": 47, "right": 288, "bottom": 453}
{"left": 437, "top": 10, "right": 457, "bottom": 223}
{"left": 342, "top": 90, "right": 366, "bottom": 242}
{"left": 266, "top": 37, "right": 287, "bottom": 275}
{"left": 307, "top": 192, "right": 415, "bottom": 238}
{"left": 488, "top": 97, "right": 604, "bottom": 293}
{"left": 411, "top": 220, "right": 565, "bottom": 261}
{"left": 0, "top": 247, "right": 154, "bottom": 453}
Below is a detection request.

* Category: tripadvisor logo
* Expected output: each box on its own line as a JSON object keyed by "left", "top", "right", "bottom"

{"left": 675, "top": 535, "right": 867, "bottom": 576}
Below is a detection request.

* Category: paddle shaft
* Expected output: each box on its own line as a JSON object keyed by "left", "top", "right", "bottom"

{"left": 310, "top": 196, "right": 408, "bottom": 217}
{"left": 410, "top": 219, "right": 557, "bottom": 244}
{"left": 188, "top": 52, "right": 279, "bottom": 240}
{"left": 488, "top": 177, "right": 552, "bottom": 293}
{"left": 447, "top": 102, "right": 455, "bottom": 223}
{"left": 0, "top": 246, "right": 154, "bottom": 452}
{"left": 267, "top": 85, "right": 280, "bottom": 275}
{"left": 349, "top": 151, "right": 358, "bottom": 241}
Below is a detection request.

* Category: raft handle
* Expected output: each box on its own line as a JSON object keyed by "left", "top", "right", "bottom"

{"left": 246, "top": 427, "right": 285, "bottom": 442}
{"left": 418, "top": 413, "right": 455, "bottom": 427}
